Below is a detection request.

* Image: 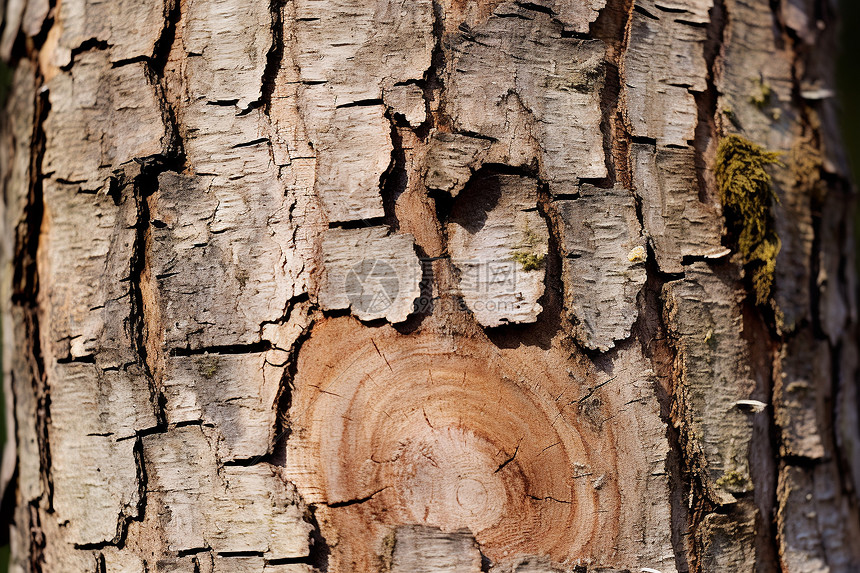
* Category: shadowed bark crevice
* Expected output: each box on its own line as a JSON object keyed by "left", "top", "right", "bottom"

{"left": 590, "top": 0, "right": 635, "bottom": 189}
{"left": 168, "top": 341, "right": 273, "bottom": 357}
{"left": 692, "top": 0, "right": 725, "bottom": 206}
{"left": 633, "top": 260, "right": 692, "bottom": 572}
{"left": 9, "top": 77, "right": 53, "bottom": 573}
{"left": 261, "top": 0, "right": 286, "bottom": 114}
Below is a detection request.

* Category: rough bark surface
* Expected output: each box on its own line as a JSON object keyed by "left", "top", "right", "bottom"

{"left": 1, "top": 0, "right": 858, "bottom": 572}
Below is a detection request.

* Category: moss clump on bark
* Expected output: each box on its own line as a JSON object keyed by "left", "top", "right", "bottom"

{"left": 716, "top": 469, "right": 752, "bottom": 493}
{"left": 748, "top": 77, "right": 773, "bottom": 109}
{"left": 512, "top": 251, "right": 545, "bottom": 271}
{"left": 715, "top": 134, "right": 783, "bottom": 304}
{"left": 511, "top": 224, "right": 546, "bottom": 271}
{"left": 196, "top": 355, "right": 220, "bottom": 379}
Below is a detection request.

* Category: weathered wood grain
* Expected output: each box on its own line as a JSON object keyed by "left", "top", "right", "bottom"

{"left": 293, "top": 0, "right": 434, "bottom": 222}
{"left": 696, "top": 503, "right": 757, "bottom": 572}
{"left": 444, "top": 3, "right": 606, "bottom": 195}
{"left": 777, "top": 462, "right": 860, "bottom": 573}
{"left": 48, "top": 363, "right": 156, "bottom": 545}
{"left": 162, "top": 351, "right": 283, "bottom": 460}
{"left": 151, "top": 169, "right": 298, "bottom": 349}
{"left": 622, "top": 0, "right": 711, "bottom": 146}
{"left": 43, "top": 51, "right": 166, "bottom": 191}
{"left": 142, "top": 425, "right": 312, "bottom": 557}
{"left": 185, "top": 0, "right": 272, "bottom": 109}
{"left": 424, "top": 133, "right": 492, "bottom": 198}
{"left": 1, "top": 0, "right": 858, "bottom": 570}
{"left": 57, "top": 0, "right": 168, "bottom": 63}
{"left": 391, "top": 526, "right": 482, "bottom": 573}
{"left": 773, "top": 331, "right": 828, "bottom": 460}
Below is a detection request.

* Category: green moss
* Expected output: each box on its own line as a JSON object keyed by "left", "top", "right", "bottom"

{"left": 716, "top": 470, "right": 752, "bottom": 492}
{"left": 748, "top": 77, "right": 773, "bottom": 110}
{"left": 512, "top": 251, "right": 545, "bottom": 271}
{"left": 511, "top": 223, "right": 546, "bottom": 271}
{"left": 715, "top": 134, "right": 783, "bottom": 305}
{"left": 196, "top": 355, "right": 219, "bottom": 379}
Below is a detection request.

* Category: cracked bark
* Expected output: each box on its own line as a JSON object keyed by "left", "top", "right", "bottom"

{"left": 1, "top": 0, "right": 859, "bottom": 572}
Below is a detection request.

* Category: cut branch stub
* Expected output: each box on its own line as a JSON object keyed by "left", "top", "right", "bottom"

{"left": 285, "top": 317, "right": 675, "bottom": 572}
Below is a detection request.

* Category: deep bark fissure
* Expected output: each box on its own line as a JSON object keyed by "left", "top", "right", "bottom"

{"left": 168, "top": 341, "right": 272, "bottom": 357}
{"left": 692, "top": 0, "right": 725, "bottom": 205}
{"left": 151, "top": 0, "right": 180, "bottom": 78}
{"left": 261, "top": 0, "right": 286, "bottom": 113}
{"left": 65, "top": 39, "right": 110, "bottom": 68}
{"left": 10, "top": 75, "right": 52, "bottom": 573}
{"left": 305, "top": 504, "right": 331, "bottom": 572}
{"left": 28, "top": 501, "right": 44, "bottom": 573}
{"left": 266, "top": 314, "right": 316, "bottom": 467}
{"left": 326, "top": 217, "right": 388, "bottom": 230}
{"left": 326, "top": 486, "right": 390, "bottom": 509}
{"left": 129, "top": 167, "right": 166, "bottom": 431}
{"left": 741, "top": 299, "right": 781, "bottom": 572}
{"left": 379, "top": 115, "right": 408, "bottom": 233}
{"left": 634, "top": 264, "right": 692, "bottom": 573}
{"left": 590, "top": 0, "right": 635, "bottom": 189}
{"left": 423, "top": 0, "right": 450, "bottom": 134}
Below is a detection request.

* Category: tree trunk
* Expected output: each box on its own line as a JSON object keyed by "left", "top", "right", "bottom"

{"left": 1, "top": 0, "right": 858, "bottom": 571}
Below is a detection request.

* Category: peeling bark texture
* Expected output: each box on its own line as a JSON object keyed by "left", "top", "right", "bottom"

{"left": 632, "top": 144, "right": 726, "bottom": 274}
{"left": 0, "top": 0, "right": 859, "bottom": 572}
{"left": 552, "top": 184, "right": 646, "bottom": 351}
{"left": 390, "top": 526, "right": 483, "bottom": 573}
{"left": 623, "top": 0, "right": 711, "bottom": 147}
{"left": 319, "top": 226, "right": 422, "bottom": 323}
{"left": 664, "top": 262, "right": 756, "bottom": 505}
{"left": 447, "top": 172, "right": 548, "bottom": 327}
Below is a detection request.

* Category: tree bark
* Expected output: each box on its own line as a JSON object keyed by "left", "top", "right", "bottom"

{"left": 0, "top": 0, "right": 858, "bottom": 571}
